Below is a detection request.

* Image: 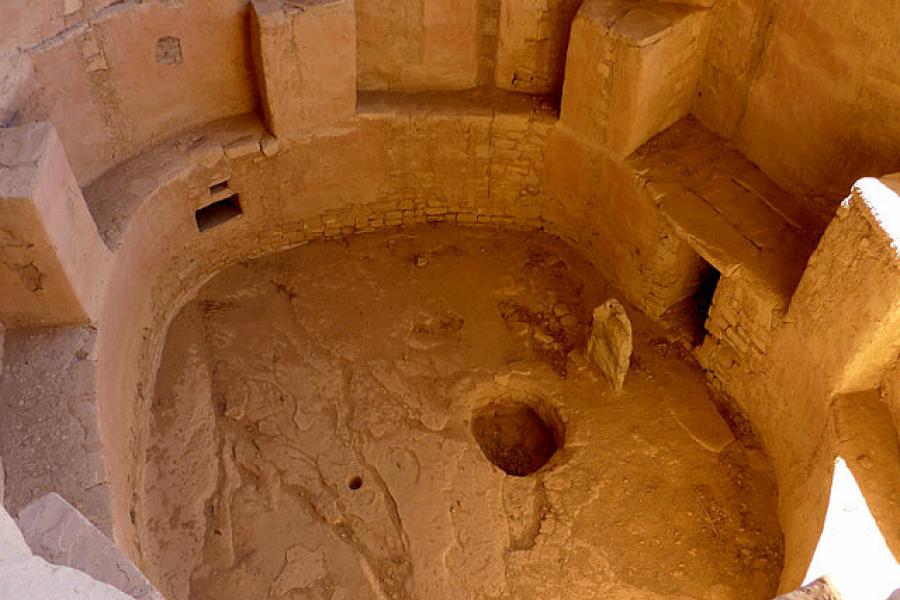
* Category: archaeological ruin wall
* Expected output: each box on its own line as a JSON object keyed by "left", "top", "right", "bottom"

{"left": 0, "top": 0, "right": 898, "bottom": 598}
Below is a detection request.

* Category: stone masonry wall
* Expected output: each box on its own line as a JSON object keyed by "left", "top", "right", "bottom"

{"left": 698, "top": 272, "right": 786, "bottom": 395}
{"left": 74, "top": 107, "right": 562, "bottom": 554}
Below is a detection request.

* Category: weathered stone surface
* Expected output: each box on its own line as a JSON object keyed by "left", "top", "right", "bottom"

{"left": 140, "top": 229, "right": 784, "bottom": 599}
{"left": 494, "top": 0, "right": 581, "bottom": 94}
{"left": 0, "top": 3, "right": 898, "bottom": 597}
{"left": 8, "top": 1, "right": 256, "bottom": 185}
{"left": 16, "top": 493, "right": 163, "bottom": 600}
{"left": 560, "top": 0, "right": 710, "bottom": 156}
{"left": 356, "top": 0, "right": 479, "bottom": 91}
{"left": 772, "top": 577, "right": 841, "bottom": 599}
{"left": 0, "top": 122, "right": 110, "bottom": 327}
{"left": 0, "top": 326, "right": 111, "bottom": 533}
{"left": 223, "top": 135, "right": 261, "bottom": 160}
{"left": 666, "top": 390, "right": 734, "bottom": 453}
{"left": 696, "top": 0, "right": 900, "bottom": 201}
{"left": 260, "top": 135, "right": 280, "bottom": 157}
{"left": 139, "top": 301, "right": 219, "bottom": 600}
{"left": 586, "top": 299, "right": 633, "bottom": 391}
{"left": 251, "top": 0, "right": 356, "bottom": 136}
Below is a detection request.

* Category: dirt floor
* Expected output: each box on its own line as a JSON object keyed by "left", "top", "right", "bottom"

{"left": 139, "top": 225, "right": 783, "bottom": 600}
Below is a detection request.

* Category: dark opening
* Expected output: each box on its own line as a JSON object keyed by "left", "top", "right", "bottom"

{"left": 195, "top": 195, "right": 241, "bottom": 232}
{"left": 347, "top": 475, "right": 363, "bottom": 490}
{"left": 690, "top": 262, "right": 720, "bottom": 341}
{"left": 209, "top": 179, "right": 230, "bottom": 195}
{"left": 155, "top": 36, "right": 183, "bottom": 65}
{"left": 472, "top": 401, "right": 563, "bottom": 477}
{"left": 668, "top": 259, "right": 721, "bottom": 347}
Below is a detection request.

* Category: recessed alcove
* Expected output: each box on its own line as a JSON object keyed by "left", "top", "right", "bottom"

{"left": 195, "top": 195, "right": 242, "bottom": 232}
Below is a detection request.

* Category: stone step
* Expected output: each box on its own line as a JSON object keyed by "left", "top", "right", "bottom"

{"left": 629, "top": 116, "right": 822, "bottom": 301}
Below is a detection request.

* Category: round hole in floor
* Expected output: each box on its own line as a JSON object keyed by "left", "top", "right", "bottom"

{"left": 471, "top": 401, "right": 563, "bottom": 476}
{"left": 347, "top": 475, "right": 363, "bottom": 490}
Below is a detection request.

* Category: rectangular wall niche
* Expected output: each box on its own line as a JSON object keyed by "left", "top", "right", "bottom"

{"left": 195, "top": 194, "right": 242, "bottom": 232}
{"left": 209, "top": 179, "right": 230, "bottom": 196}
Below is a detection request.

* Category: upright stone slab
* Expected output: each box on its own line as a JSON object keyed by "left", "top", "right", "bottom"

{"left": 0, "top": 122, "right": 110, "bottom": 326}
{"left": 251, "top": 0, "right": 357, "bottom": 137}
{"left": 587, "top": 298, "right": 633, "bottom": 391}
{"left": 560, "top": 0, "right": 709, "bottom": 156}
{"left": 16, "top": 493, "right": 163, "bottom": 600}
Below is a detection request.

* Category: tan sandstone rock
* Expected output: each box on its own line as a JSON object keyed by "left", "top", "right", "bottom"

{"left": 586, "top": 298, "right": 633, "bottom": 392}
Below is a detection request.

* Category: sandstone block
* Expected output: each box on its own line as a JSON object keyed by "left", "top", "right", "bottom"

{"left": 251, "top": 0, "right": 356, "bottom": 136}
{"left": 356, "top": 0, "right": 480, "bottom": 90}
{"left": 16, "top": 493, "right": 163, "bottom": 600}
{"left": 0, "top": 122, "right": 110, "bottom": 326}
{"left": 224, "top": 135, "right": 261, "bottom": 159}
{"left": 260, "top": 135, "right": 281, "bottom": 157}
{"left": 560, "top": 0, "right": 709, "bottom": 156}
{"left": 586, "top": 298, "right": 633, "bottom": 391}
{"left": 494, "top": 0, "right": 581, "bottom": 94}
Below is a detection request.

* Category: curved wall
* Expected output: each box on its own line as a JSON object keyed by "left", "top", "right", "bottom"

{"left": 2, "top": 0, "right": 256, "bottom": 185}
{"left": 1, "top": 1, "right": 899, "bottom": 597}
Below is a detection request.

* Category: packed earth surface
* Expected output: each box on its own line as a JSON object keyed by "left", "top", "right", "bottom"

{"left": 141, "top": 226, "right": 783, "bottom": 600}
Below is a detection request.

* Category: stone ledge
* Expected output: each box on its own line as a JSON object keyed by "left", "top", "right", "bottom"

{"left": 630, "top": 116, "right": 821, "bottom": 303}
{"left": 357, "top": 87, "right": 559, "bottom": 119}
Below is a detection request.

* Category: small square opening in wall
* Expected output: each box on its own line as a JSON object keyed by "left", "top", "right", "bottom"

{"left": 156, "top": 36, "right": 183, "bottom": 65}
{"left": 196, "top": 195, "right": 242, "bottom": 232}
{"left": 209, "top": 180, "right": 230, "bottom": 196}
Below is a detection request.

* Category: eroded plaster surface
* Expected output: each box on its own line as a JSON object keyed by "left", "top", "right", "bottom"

{"left": 142, "top": 227, "right": 783, "bottom": 600}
